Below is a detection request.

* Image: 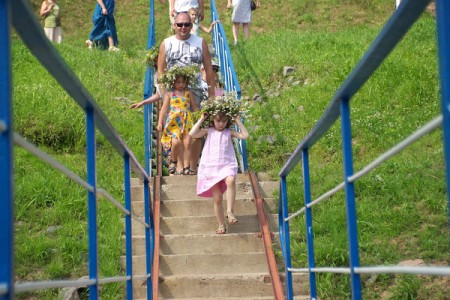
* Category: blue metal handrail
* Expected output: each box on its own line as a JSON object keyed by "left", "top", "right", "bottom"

{"left": 0, "top": 0, "right": 156, "bottom": 299}
{"left": 278, "top": 0, "right": 450, "bottom": 299}
{"left": 209, "top": 0, "right": 248, "bottom": 172}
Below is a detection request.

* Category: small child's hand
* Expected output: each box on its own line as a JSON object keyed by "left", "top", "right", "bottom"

{"left": 129, "top": 102, "right": 142, "bottom": 109}
{"left": 201, "top": 112, "right": 209, "bottom": 120}
{"left": 157, "top": 123, "right": 163, "bottom": 132}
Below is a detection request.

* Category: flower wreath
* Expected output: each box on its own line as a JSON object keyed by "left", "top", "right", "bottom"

{"left": 144, "top": 45, "right": 159, "bottom": 66}
{"left": 197, "top": 92, "right": 251, "bottom": 127}
{"left": 158, "top": 64, "right": 200, "bottom": 90}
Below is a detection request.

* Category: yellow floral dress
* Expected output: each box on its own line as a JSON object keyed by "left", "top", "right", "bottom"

{"left": 161, "top": 90, "right": 194, "bottom": 152}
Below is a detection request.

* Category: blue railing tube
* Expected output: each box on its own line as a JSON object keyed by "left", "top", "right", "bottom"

{"left": 0, "top": 0, "right": 14, "bottom": 298}
{"left": 144, "top": 178, "right": 153, "bottom": 299}
{"left": 86, "top": 108, "right": 99, "bottom": 299}
{"left": 436, "top": 0, "right": 450, "bottom": 227}
{"left": 123, "top": 155, "right": 133, "bottom": 300}
{"left": 340, "top": 99, "right": 361, "bottom": 299}
{"left": 279, "top": 177, "right": 294, "bottom": 299}
{"left": 302, "top": 149, "right": 317, "bottom": 299}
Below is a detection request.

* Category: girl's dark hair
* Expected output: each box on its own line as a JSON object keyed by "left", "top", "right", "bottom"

{"left": 210, "top": 112, "right": 232, "bottom": 128}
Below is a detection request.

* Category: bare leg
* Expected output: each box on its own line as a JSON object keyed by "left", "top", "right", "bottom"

{"left": 108, "top": 36, "right": 119, "bottom": 51}
{"left": 225, "top": 176, "right": 238, "bottom": 224}
{"left": 225, "top": 176, "right": 236, "bottom": 213}
{"left": 212, "top": 184, "right": 226, "bottom": 232}
{"left": 171, "top": 137, "right": 184, "bottom": 173}
{"left": 108, "top": 36, "right": 114, "bottom": 48}
{"left": 232, "top": 22, "right": 239, "bottom": 44}
{"left": 189, "top": 138, "right": 202, "bottom": 173}
{"left": 243, "top": 23, "right": 249, "bottom": 40}
{"left": 182, "top": 133, "right": 191, "bottom": 171}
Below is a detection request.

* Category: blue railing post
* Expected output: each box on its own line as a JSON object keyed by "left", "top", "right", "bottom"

{"left": 0, "top": 0, "right": 14, "bottom": 298}
{"left": 144, "top": 179, "right": 154, "bottom": 299}
{"left": 340, "top": 98, "right": 361, "bottom": 299}
{"left": 143, "top": 67, "right": 154, "bottom": 176}
{"left": 279, "top": 177, "right": 293, "bottom": 300}
{"left": 435, "top": 0, "right": 450, "bottom": 229}
{"left": 86, "top": 108, "right": 99, "bottom": 299}
{"left": 302, "top": 149, "right": 317, "bottom": 299}
{"left": 123, "top": 154, "right": 133, "bottom": 300}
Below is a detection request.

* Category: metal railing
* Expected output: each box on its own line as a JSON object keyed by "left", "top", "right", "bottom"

{"left": 209, "top": 0, "right": 248, "bottom": 172}
{"left": 0, "top": 0, "right": 156, "bottom": 299}
{"left": 278, "top": 0, "right": 450, "bottom": 299}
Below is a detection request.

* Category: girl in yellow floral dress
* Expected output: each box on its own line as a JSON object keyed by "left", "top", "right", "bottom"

{"left": 157, "top": 71, "right": 199, "bottom": 175}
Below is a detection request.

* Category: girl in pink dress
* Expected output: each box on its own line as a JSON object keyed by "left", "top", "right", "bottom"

{"left": 189, "top": 112, "right": 249, "bottom": 234}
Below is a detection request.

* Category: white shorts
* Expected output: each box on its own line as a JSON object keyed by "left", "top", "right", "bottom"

{"left": 44, "top": 27, "right": 63, "bottom": 44}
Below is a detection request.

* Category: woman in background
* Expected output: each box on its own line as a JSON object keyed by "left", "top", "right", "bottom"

{"left": 40, "top": 0, "right": 62, "bottom": 44}
{"left": 227, "top": 0, "right": 260, "bottom": 45}
{"left": 85, "top": 0, "right": 119, "bottom": 51}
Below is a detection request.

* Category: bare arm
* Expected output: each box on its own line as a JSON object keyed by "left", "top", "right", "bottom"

{"left": 189, "top": 112, "right": 209, "bottom": 139}
{"left": 230, "top": 116, "right": 249, "bottom": 140}
{"left": 40, "top": 1, "right": 54, "bottom": 16}
{"left": 157, "top": 42, "right": 167, "bottom": 95}
{"left": 189, "top": 90, "right": 199, "bottom": 112}
{"left": 170, "top": 0, "right": 176, "bottom": 16}
{"left": 157, "top": 93, "right": 170, "bottom": 131}
{"left": 201, "top": 40, "right": 215, "bottom": 98}
{"left": 96, "top": 0, "right": 108, "bottom": 15}
{"left": 199, "top": 20, "right": 220, "bottom": 34}
{"left": 130, "top": 93, "right": 161, "bottom": 109}
{"left": 198, "top": 0, "right": 204, "bottom": 20}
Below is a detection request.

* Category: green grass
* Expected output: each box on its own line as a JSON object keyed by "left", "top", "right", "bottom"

{"left": 12, "top": 0, "right": 447, "bottom": 299}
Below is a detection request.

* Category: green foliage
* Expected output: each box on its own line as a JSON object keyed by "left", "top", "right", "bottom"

{"left": 13, "top": 0, "right": 446, "bottom": 299}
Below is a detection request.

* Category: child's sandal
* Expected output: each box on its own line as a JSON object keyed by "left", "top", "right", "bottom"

{"left": 216, "top": 224, "right": 227, "bottom": 234}
{"left": 183, "top": 167, "right": 191, "bottom": 175}
{"left": 168, "top": 160, "right": 177, "bottom": 175}
{"left": 188, "top": 168, "right": 197, "bottom": 175}
{"left": 226, "top": 211, "right": 238, "bottom": 224}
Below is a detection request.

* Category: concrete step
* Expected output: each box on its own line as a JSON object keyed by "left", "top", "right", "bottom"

{"left": 132, "top": 197, "right": 277, "bottom": 218}
{"left": 159, "top": 181, "right": 278, "bottom": 201}
{"left": 131, "top": 273, "right": 309, "bottom": 299}
{"left": 131, "top": 252, "right": 268, "bottom": 276}
{"left": 132, "top": 214, "right": 278, "bottom": 236}
{"left": 157, "top": 273, "right": 309, "bottom": 299}
{"left": 132, "top": 232, "right": 265, "bottom": 256}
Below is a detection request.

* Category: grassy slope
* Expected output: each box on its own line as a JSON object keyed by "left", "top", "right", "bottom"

{"left": 14, "top": 0, "right": 447, "bottom": 299}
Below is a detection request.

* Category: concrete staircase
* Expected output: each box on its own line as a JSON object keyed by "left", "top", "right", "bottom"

{"left": 129, "top": 173, "right": 309, "bottom": 299}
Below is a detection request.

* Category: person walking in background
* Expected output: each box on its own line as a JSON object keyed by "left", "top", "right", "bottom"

{"left": 158, "top": 65, "right": 199, "bottom": 176}
{"left": 170, "top": 0, "right": 204, "bottom": 23}
{"left": 188, "top": 7, "right": 220, "bottom": 36}
{"left": 227, "top": 0, "right": 261, "bottom": 45}
{"left": 40, "top": 0, "right": 62, "bottom": 44}
{"left": 189, "top": 109, "right": 249, "bottom": 234}
{"left": 86, "top": 0, "right": 119, "bottom": 51}
{"left": 158, "top": 12, "right": 216, "bottom": 175}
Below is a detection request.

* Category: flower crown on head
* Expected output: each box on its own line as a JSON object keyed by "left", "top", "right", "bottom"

{"left": 199, "top": 92, "right": 251, "bottom": 127}
{"left": 144, "top": 45, "right": 159, "bottom": 66}
{"left": 158, "top": 64, "right": 199, "bottom": 90}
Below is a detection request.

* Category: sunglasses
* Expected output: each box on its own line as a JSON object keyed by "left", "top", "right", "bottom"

{"left": 175, "top": 22, "right": 192, "bottom": 28}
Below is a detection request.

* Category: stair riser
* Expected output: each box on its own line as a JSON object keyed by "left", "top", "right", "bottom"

{"left": 132, "top": 233, "right": 265, "bottom": 255}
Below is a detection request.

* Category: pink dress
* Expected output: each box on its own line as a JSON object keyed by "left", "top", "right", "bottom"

{"left": 197, "top": 127, "right": 238, "bottom": 197}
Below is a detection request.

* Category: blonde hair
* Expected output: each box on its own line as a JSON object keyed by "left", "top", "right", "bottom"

{"left": 188, "top": 7, "right": 198, "bottom": 14}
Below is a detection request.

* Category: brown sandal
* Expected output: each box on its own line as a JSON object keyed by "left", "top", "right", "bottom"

{"left": 215, "top": 224, "right": 227, "bottom": 234}
{"left": 226, "top": 211, "right": 238, "bottom": 224}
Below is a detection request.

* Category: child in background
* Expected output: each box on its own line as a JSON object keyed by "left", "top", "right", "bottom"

{"left": 189, "top": 103, "right": 249, "bottom": 234}
{"left": 188, "top": 7, "right": 220, "bottom": 36}
{"left": 158, "top": 65, "right": 199, "bottom": 175}
{"left": 130, "top": 48, "right": 162, "bottom": 109}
